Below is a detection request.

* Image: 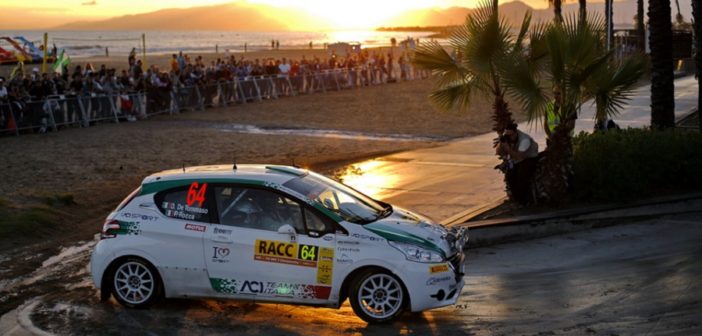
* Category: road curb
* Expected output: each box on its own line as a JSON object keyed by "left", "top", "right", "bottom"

{"left": 452, "top": 192, "right": 702, "bottom": 248}
{"left": 440, "top": 197, "right": 506, "bottom": 226}
{"left": 0, "top": 298, "right": 52, "bottom": 336}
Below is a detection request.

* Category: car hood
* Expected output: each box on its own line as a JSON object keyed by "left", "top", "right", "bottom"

{"left": 363, "top": 206, "right": 467, "bottom": 258}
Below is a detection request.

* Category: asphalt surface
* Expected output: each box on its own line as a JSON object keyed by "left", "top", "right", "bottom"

{"left": 2, "top": 213, "right": 700, "bottom": 335}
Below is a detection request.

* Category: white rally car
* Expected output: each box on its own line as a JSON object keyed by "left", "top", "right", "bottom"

{"left": 91, "top": 165, "right": 467, "bottom": 323}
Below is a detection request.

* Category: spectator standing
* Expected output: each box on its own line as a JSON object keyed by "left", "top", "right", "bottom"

{"left": 496, "top": 123, "right": 539, "bottom": 204}
{"left": 0, "top": 78, "right": 7, "bottom": 100}
{"left": 177, "top": 51, "right": 186, "bottom": 71}
{"left": 128, "top": 48, "right": 137, "bottom": 66}
{"left": 170, "top": 54, "right": 179, "bottom": 73}
{"left": 278, "top": 58, "right": 290, "bottom": 76}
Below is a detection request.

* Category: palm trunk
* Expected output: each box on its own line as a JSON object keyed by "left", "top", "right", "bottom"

{"left": 492, "top": 93, "right": 514, "bottom": 135}
{"left": 605, "top": 0, "right": 614, "bottom": 49}
{"left": 694, "top": 0, "right": 702, "bottom": 131}
{"left": 533, "top": 125, "right": 573, "bottom": 203}
{"left": 637, "top": 0, "right": 646, "bottom": 52}
{"left": 579, "top": 0, "right": 587, "bottom": 24}
{"left": 553, "top": 0, "right": 563, "bottom": 23}
{"left": 492, "top": 93, "right": 519, "bottom": 201}
{"left": 648, "top": 0, "right": 675, "bottom": 129}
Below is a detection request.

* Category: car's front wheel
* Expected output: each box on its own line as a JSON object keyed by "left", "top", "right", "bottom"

{"left": 111, "top": 258, "right": 162, "bottom": 308}
{"left": 349, "top": 269, "right": 406, "bottom": 323}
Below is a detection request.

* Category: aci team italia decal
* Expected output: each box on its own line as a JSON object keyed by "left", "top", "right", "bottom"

{"left": 254, "top": 239, "right": 334, "bottom": 285}
{"left": 209, "top": 278, "right": 332, "bottom": 300}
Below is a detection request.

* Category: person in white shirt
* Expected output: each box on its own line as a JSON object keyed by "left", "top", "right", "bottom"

{"left": 496, "top": 123, "right": 539, "bottom": 204}
{"left": 0, "top": 78, "right": 7, "bottom": 99}
{"left": 278, "top": 58, "right": 291, "bottom": 77}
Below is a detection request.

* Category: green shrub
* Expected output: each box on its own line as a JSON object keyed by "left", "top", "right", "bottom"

{"left": 572, "top": 128, "right": 702, "bottom": 201}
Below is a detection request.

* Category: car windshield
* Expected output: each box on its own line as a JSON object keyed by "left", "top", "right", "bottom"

{"left": 283, "top": 172, "right": 389, "bottom": 224}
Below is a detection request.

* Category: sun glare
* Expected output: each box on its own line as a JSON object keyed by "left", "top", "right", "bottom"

{"left": 251, "top": 0, "right": 444, "bottom": 30}
{"left": 299, "top": 2, "right": 400, "bottom": 29}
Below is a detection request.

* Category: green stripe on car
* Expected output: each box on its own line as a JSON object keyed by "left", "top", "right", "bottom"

{"left": 364, "top": 223, "right": 446, "bottom": 259}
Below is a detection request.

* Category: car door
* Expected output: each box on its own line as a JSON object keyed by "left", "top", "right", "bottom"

{"left": 143, "top": 184, "right": 215, "bottom": 297}
{"left": 204, "top": 184, "right": 338, "bottom": 304}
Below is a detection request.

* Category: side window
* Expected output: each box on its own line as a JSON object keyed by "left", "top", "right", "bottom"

{"left": 155, "top": 184, "right": 212, "bottom": 223}
{"left": 304, "top": 208, "right": 336, "bottom": 235}
{"left": 214, "top": 186, "right": 305, "bottom": 233}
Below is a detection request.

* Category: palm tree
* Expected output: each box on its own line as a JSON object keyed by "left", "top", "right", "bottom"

{"left": 605, "top": 0, "right": 613, "bottom": 49}
{"left": 636, "top": 0, "right": 646, "bottom": 52}
{"left": 413, "top": 2, "right": 532, "bottom": 135}
{"left": 549, "top": 0, "right": 564, "bottom": 22}
{"left": 549, "top": 0, "right": 588, "bottom": 24}
{"left": 648, "top": 0, "right": 675, "bottom": 129}
{"left": 580, "top": 0, "right": 588, "bottom": 23}
{"left": 502, "top": 14, "right": 645, "bottom": 202}
{"left": 693, "top": 0, "right": 702, "bottom": 131}
{"left": 412, "top": 1, "right": 531, "bottom": 198}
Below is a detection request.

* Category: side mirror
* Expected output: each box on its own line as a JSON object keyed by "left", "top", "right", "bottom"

{"left": 277, "top": 224, "right": 296, "bottom": 236}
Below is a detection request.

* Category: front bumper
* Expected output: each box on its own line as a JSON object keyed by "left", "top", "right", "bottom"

{"left": 399, "top": 251, "right": 466, "bottom": 312}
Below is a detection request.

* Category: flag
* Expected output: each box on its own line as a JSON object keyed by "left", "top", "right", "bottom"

{"left": 14, "top": 51, "right": 26, "bottom": 63}
{"left": 9, "top": 61, "right": 24, "bottom": 80}
{"left": 52, "top": 50, "right": 71, "bottom": 75}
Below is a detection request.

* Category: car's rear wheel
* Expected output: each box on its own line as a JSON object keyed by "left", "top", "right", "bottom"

{"left": 349, "top": 269, "right": 406, "bottom": 323}
{"left": 111, "top": 258, "right": 161, "bottom": 308}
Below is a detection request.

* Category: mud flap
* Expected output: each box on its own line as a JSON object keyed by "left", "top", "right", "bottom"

{"left": 100, "top": 286, "right": 111, "bottom": 302}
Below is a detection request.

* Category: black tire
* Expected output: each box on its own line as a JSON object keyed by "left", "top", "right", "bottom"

{"left": 110, "top": 257, "right": 162, "bottom": 308}
{"left": 349, "top": 269, "right": 406, "bottom": 323}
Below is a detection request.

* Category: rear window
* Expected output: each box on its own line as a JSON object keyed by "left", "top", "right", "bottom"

{"left": 114, "top": 187, "right": 142, "bottom": 212}
{"left": 154, "top": 183, "right": 212, "bottom": 223}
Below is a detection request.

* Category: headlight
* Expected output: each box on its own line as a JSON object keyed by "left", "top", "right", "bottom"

{"left": 388, "top": 241, "right": 444, "bottom": 263}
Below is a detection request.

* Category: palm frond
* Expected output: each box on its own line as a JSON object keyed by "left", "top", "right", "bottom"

{"left": 501, "top": 55, "right": 549, "bottom": 122}
{"left": 428, "top": 79, "right": 477, "bottom": 111}
{"left": 413, "top": 40, "right": 467, "bottom": 81}
{"left": 513, "top": 11, "right": 533, "bottom": 53}
{"left": 585, "top": 54, "right": 647, "bottom": 120}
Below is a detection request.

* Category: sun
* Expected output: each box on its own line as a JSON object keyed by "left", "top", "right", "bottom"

{"left": 298, "top": 1, "right": 401, "bottom": 30}
{"left": 250, "top": 0, "right": 439, "bottom": 30}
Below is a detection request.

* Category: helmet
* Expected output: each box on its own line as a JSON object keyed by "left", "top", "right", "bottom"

{"left": 232, "top": 198, "right": 262, "bottom": 215}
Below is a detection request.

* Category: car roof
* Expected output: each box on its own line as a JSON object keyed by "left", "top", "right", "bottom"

{"left": 141, "top": 164, "right": 307, "bottom": 187}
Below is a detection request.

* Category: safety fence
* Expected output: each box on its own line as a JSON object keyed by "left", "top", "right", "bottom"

{"left": 1, "top": 67, "right": 429, "bottom": 136}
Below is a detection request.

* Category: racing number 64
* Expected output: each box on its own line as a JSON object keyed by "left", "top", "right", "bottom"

{"left": 300, "top": 245, "right": 316, "bottom": 260}
{"left": 187, "top": 182, "right": 208, "bottom": 207}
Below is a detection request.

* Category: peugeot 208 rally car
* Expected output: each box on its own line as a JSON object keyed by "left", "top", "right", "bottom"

{"left": 91, "top": 165, "right": 467, "bottom": 323}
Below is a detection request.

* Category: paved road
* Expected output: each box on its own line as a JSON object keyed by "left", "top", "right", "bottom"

{"left": 458, "top": 213, "right": 702, "bottom": 335}
{"left": 3, "top": 214, "right": 700, "bottom": 335}
{"left": 337, "top": 76, "right": 700, "bottom": 223}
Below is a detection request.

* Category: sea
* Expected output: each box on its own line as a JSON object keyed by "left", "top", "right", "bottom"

{"left": 0, "top": 30, "right": 438, "bottom": 58}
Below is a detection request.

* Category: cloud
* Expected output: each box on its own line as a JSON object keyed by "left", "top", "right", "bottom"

{"left": 82, "top": 0, "right": 97, "bottom": 5}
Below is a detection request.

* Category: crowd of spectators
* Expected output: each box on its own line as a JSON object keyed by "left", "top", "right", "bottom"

{"left": 1, "top": 48, "right": 426, "bottom": 133}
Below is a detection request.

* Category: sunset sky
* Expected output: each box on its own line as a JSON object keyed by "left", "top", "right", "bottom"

{"left": 0, "top": 0, "right": 547, "bottom": 30}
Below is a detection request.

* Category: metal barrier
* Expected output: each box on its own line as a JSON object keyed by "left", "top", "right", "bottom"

{"left": 1, "top": 65, "right": 427, "bottom": 136}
